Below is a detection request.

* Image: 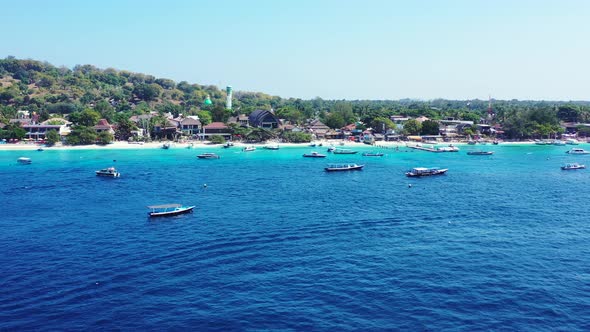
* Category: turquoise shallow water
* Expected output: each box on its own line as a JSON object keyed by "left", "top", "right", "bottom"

{"left": 1, "top": 144, "right": 590, "bottom": 330}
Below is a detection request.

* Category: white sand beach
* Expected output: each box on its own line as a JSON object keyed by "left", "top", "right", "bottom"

{"left": 0, "top": 139, "right": 539, "bottom": 151}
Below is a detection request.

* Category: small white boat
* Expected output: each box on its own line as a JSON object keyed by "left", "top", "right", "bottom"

{"left": 333, "top": 148, "right": 358, "bottom": 154}
{"left": 362, "top": 152, "right": 384, "bottom": 157}
{"left": 566, "top": 148, "right": 590, "bottom": 155}
{"left": 242, "top": 146, "right": 256, "bottom": 152}
{"left": 405, "top": 167, "right": 448, "bottom": 177}
{"left": 223, "top": 142, "right": 234, "bottom": 148}
{"left": 467, "top": 151, "right": 494, "bottom": 155}
{"left": 96, "top": 167, "right": 120, "bottom": 177}
{"left": 197, "top": 153, "right": 220, "bottom": 159}
{"left": 566, "top": 139, "right": 580, "bottom": 145}
{"left": 148, "top": 204, "right": 195, "bottom": 217}
{"left": 324, "top": 163, "right": 364, "bottom": 172}
{"left": 552, "top": 140, "right": 566, "bottom": 146}
{"left": 263, "top": 144, "right": 280, "bottom": 150}
{"left": 17, "top": 157, "right": 32, "bottom": 165}
{"left": 561, "top": 163, "right": 585, "bottom": 170}
{"left": 303, "top": 151, "right": 326, "bottom": 158}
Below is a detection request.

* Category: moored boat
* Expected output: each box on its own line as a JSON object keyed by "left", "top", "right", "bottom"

{"left": 362, "top": 152, "right": 384, "bottom": 157}
{"left": 243, "top": 146, "right": 256, "bottom": 152}
{"left": 96, "top": 167, "right": 120, "bottom": 177}
{"left": 162, "top": 143, "right": 171, "bottom": 149}
{"left": 17, "top": 157, "right": 32, "bottom": 165}
{"left": 303, "top": 151, "right": 326, "bottom": 158}
{"left": 566, "top": 148, "right": 590, "bottom": 155}
{"left": 561, "top": 163, "right": 585, "bottom": 170}
{"left": 223, "top": 142, "right": 234, "bottom": 148}
{"left": 263, "top": 144, "right": 280, "bottom": 150}
{"left": 148, "top": 204, "right": 195, "bottom": 217}
{"left": 405, "top": 167, "right": 448, "bottom": 177}
{"left": 327, "top": 146, "right": 336, "bottom": 152}
{"left": 566, "top": 139, "right": 580, "bottom": 145}
{"left": 467, "top": 151, "right": 494, "bottom": 155}
{"left": 333, "top": 148, "right": 358, "bottom": 154}
{"left": 197, "top": 152, "right": 220, "bottom": 159}
{"left": 324, "top": 163, "right": 364, "bottom": 172}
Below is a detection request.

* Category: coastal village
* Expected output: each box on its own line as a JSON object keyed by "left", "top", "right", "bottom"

{"left": 3, "top": 99, "right": 590, "bottom": 147}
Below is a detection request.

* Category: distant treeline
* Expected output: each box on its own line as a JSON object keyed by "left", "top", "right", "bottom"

{"left": 2, "top": 56, "right": 590, "bottom": 139}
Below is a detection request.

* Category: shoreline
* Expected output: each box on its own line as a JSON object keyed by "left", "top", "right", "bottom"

{"left": 0, "top": 139, "right": 568, "bottom": 151}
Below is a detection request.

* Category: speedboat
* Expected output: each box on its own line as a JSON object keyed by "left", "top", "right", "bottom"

{"left": 223, "top": 142, "right": 234, "bottom": 148}
{"left": 566, "top": 148, "right": 590, "bottom": 155}
{"left": 566, "top": 139, "right": 580, "bottom": 145}
{"left": 324, "top": 163, "right": 364, "bottom": 172}
{"left": 362, "top": 152, "right": 384, "bottom": 157}
{"left": 263, "top": 144, "right": 280, "bottom": 150}
{"left": 405, "top": 167, "right": 448, "bottom": 177}
{"left": 552, "top": 140, "right": 566, "bottom": 146}
{"left": 243, "top": 146, "right": 256, "bottom": 152}
{"left": 467, "top": 151, "right": 494, "bottom": 155}
{"left": 561, "top": 163, "right": 585, "bottom": 170}
{"left": 303, "top": 151, "right": 326, "bottom": 158}
{"left": 148, "top": 204, "right": 195, "bottom": 217}
{"left": 96, "top": 167, "right": 120, "bottom": 177}
{"left": 17, "top": 157, "right": 32, "bottom": 165}
{"left": 197, "top": 152, "right": 220, "bottom": 159}
{"left": 333, "top": 148, "right": 358, "bottom": 154}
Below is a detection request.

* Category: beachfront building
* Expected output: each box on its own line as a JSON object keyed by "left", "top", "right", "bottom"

{"left": 439, "top": 118, "right": 475, "bottom": 137}
{"left": 307, "top": 119, "right": 330, "bottom": 139}
{"left": 94, "top": 119, "right": 115, "bottom": 135}
{"left": 179, "top": 117, "right": 201, "bottom": 136}
{"left": 248, "top": 110, "right": 279, "bottom": 129}
{"left": 562, "top": 122, "right": 590, "bottom": 136}
{"left": 390, "top": 115, "right": 410, "bottom": 133}
{"left": 228, "top": 114, "right": 250, "bottom": 128}
{"left": 8, "top": 116, "right": 72, "bottom": 141}
{"left": 200, "top": 122, "right": 231, "bottom": 141}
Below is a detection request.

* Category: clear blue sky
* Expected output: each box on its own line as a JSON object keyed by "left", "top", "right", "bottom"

{"left": 1, "top": 0, "right": 589, "bottom": 100}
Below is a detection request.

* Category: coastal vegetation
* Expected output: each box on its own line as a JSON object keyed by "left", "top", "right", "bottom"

{"left": 2, "top": 57, "right": 590, "bottom": 144}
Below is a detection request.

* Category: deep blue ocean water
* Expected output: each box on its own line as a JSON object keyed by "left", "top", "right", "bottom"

{"left": 1, "top": 143, "right": 590, "bottom": 331}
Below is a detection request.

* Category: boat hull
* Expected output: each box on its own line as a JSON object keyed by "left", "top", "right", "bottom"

{"left": 405, "top": 169, "right": 448, "bottom": 177}
{"left": 96, "top": 172, "right": 120, "bottom": 177}
{"left": 467, "top": 151, "right": 494, "bottom": 155}
{"left": 149, "top": 206, "right": 195, "bottom": 217}
{"left": 324, "top": 165, "right": 364, "bottom": 172}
